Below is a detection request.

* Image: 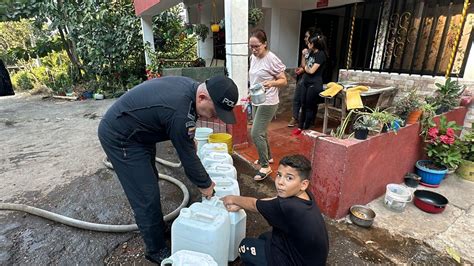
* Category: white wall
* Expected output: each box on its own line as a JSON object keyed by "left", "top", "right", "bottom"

{"left": 276, "top": 9, "right": 301, "bottom": 68}
{"left": 264, "top": 8, "right": 301, "bottom": 68}
{"left": 464, "top": 40, "right": 474, "bottom": 80}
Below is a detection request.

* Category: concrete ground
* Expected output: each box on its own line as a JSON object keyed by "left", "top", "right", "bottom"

{"left": 0, "top": 94, "right": 466, "bottom": 265}
{"left": 366, "top": 174, "right": 474, "bottom": 264}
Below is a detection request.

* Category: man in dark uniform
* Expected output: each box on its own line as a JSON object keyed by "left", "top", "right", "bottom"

{"left": 98, "top": 75, "right": 239, "bottom": 263}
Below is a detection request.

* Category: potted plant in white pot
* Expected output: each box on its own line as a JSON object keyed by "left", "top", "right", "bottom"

{"left": 94, "top": 89, "right": 104, "bottom": 100}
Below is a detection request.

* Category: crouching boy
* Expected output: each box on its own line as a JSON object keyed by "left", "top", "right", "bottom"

{"left": 222, "top": 154, "right": 329, "bottom": 266}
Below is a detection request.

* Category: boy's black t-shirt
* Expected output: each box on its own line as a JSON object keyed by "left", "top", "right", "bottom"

{"left": 256, "top": 191, "right": 329, "bottom": 266}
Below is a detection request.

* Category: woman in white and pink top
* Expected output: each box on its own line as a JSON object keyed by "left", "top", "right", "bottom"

{"left": 248, "top": 29, "right": 287, "bottom": 181}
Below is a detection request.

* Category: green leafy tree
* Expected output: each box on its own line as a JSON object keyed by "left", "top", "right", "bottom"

{"left": 146, "top": 5, "right": 198, "bottom": 76}
{"left": 4, "top": 0, "right": 196, "bottom": 93}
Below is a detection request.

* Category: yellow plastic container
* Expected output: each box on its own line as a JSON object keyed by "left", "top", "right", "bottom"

{"left": 208, "top": 133, "right": 233, "bottom": 154}
{"left": 456, "top": 160, "right": 474, "bottom": 182}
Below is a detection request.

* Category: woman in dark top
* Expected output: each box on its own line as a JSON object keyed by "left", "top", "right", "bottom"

{"left": 292, "top": 34, "right": 328, "bottom": 134}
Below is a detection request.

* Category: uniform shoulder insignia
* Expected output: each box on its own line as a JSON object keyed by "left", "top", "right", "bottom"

{"left": 186, "top": 121, "right": 196, "bottom": 139}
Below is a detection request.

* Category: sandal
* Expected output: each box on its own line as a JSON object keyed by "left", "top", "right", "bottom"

{"left": 253, "top": 158, "right": 274, "bottom": 165}
{"left": 254, "top": 169, "right": 272, "bottom": 181}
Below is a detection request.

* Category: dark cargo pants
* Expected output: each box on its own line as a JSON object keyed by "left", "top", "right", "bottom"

{"left": 98, "top": 119, "right": 166, "bottom": 255}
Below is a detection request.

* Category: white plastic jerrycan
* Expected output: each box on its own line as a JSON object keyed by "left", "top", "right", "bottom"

{"left": 161, "top": 250, "right": 217, "bottom": 266}
{"left": 171, "top": 202, "right": 230, "bottom": 266}
{"left": 205, "top": 163, "right": 237, "bottom": 180}
{"left": 195, "top": 127, "right": 213, "bottom": 159}
{"left": 199, "top": 143, "right": 228, "bottom": 160}
{"left": 202, "top": 152, "right": 233, "bottom": 167}
{"left": 211, "top": 176, "right": 240, "bottom": 197}
{"left": 202, "top": 197, "right": 247, "bottom": 262}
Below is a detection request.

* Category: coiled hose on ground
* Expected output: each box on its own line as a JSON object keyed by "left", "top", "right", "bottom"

{"left": 0, "top": 157, "right": 188, "bottom": 233}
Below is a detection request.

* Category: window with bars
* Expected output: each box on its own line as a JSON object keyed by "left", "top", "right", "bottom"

{"left": 351, "top": 0, "right": 473, "bottom": 77}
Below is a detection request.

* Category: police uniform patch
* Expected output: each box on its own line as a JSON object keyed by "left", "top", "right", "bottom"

{"left": 186, "top": 121, "right": 197, "bottom": 139}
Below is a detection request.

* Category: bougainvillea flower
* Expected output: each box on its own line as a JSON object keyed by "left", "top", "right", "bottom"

{"left": 446, "top": 128, "right": 455, "bottom": 137}
{"left": 428, "top": 127, "right": 439, "bottom": 139}
{"left": 439, "top": 135, "right": 455, "bottom": 145}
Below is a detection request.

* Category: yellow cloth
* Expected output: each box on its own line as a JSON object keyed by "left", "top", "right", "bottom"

{"left": 345, "top": 86, "right": 369, "bottom": 110}
{"left": 320, "top": 83, "right": 343, "bottom": 98}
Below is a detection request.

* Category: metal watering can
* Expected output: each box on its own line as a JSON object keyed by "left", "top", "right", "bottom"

{"left": 249, "top": 83, "right": 266, "bottom": 104}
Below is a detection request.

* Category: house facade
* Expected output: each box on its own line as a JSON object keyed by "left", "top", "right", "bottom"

{"left": 133, "top": 0, "right": 474, "bottom": 131}
{"left": 133, "top": 0, "right": 474, "bottom": 219}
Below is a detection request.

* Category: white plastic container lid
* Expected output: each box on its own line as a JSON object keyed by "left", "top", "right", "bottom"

{"left": 161, "top": 250, "right": 217, "bottom": 266}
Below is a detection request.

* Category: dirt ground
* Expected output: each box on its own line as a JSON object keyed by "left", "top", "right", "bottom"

{"left": 0, "top": 94, "right": 455, "bottom": 265}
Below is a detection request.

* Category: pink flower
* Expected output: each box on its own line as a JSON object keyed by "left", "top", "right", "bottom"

{"left": 439, "top": 135, "right": 455, "bottom": 145}
{"left": 428, "top": 127, "right": 439, "bottom": 140}
{"left": 446, "top": 128, "right": 455, "bottom": 137}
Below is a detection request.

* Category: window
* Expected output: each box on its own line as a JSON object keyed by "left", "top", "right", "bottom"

{"left": 352, "top": 0, "right": 473, "bottom": 77}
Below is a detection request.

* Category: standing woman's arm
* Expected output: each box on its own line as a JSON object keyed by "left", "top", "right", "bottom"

{"left": 262, "top": 71, "right": 287, "bottom": 89}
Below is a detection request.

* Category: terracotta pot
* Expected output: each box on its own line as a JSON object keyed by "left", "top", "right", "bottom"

{"left": 406, "top": 109, "right": 422, "bottom": 124}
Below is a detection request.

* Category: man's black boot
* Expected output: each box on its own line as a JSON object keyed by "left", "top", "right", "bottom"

{"left": 145, "top": 246, "right": 171, "bottom": 264}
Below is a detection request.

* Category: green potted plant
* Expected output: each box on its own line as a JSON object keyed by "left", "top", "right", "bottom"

{"left": 431, "top": 78, "right": 464, "bottom": 114}
{"left": 194, "top": 24, "right": 209, "bottom": 42}
{"left": 394, "top": 88, "right": 424, "bottom": 124}
{"left": 366, "top": 107, "right": 401, "bottom": 133}
{"left": 419, "top": 103, "right": 437, "bottom": 139}
{"left": 456, "top": 128, "right": 474, "bottom": 181}
{"left": 416, "top": 116, "right": 463, "bottom": 187}
{"left": 353, "top": 114, "right": 378, "bottom": 140}
{"left": 331, "top": 109, "right": 356, "bottom": 139}
{"left": 248, "top": 8, "right": 263, "bottom": 27}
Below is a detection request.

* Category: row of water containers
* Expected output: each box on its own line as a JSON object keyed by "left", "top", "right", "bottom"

{"left": 164, "top": 128, "right": 245, "bottom": 266}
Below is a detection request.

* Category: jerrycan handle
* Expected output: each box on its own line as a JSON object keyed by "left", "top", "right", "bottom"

{"left": 194, "top": 212, "right": 215, "bottom": 221}
{"left": 202, "top": 196, "right": 226, "bottom": 209}
{"left": 213, "top": 153, "right": 226, "bottom": 159}
{"left": 250, "top": 83, "right": 263, "bottom": 92}
{"left": 215, "top": 179, "right": 233, "bottom": 187}
{"left": 202, "top": 196, "right": 219, "bottom": 206}
{"left": 215, "top": 165, "right": 230, "bottom": 171}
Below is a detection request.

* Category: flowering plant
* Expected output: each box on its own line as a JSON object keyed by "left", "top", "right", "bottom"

{"left": 425, "top": 115, "right": 463, "bottom": 169}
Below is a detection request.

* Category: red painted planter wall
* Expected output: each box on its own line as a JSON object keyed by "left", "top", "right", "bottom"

{"left": 304, "top": 107, "right": 468, "bottom": 219}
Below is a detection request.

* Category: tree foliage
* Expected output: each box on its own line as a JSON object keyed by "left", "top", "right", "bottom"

{"left": 2, "top": 0, "right": 197, "bottom": 93}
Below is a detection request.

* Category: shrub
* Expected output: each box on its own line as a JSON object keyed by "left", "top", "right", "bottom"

{"left": 12, "top": 70, "right": 34, "bottom": 91}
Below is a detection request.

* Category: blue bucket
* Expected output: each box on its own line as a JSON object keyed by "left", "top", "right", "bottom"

{"left": 415, "top": 160, "right": 448, "bottom": 186}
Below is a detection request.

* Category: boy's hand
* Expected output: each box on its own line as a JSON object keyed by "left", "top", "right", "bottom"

{"left": 226, "top": 204, "right": 241, "bottom": 212}
{"left": 221, "top": 195, "right": 240, "bottom": 212}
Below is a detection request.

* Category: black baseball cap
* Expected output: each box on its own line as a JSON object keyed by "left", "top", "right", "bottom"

{"left": 205, "top": 76, "right": 238, "bottom": 124}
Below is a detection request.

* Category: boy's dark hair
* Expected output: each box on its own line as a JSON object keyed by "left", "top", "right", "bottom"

{"left": 279, "top": 155, "right": 312, "bottom": 180}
